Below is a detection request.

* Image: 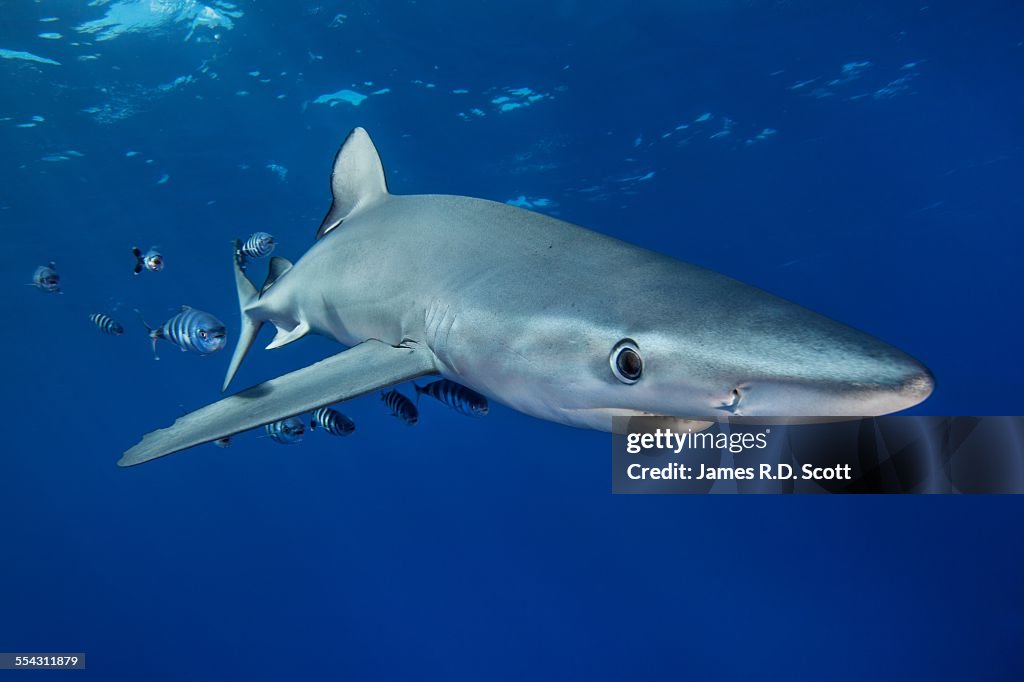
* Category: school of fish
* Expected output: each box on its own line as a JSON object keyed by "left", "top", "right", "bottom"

{"left": 30, "top": 235, "right": 489, "bottom": 452}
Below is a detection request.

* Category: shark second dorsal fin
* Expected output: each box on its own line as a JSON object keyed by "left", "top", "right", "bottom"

{"left": 260, "top": 256, "right": 293, "bottom": 296}
{"left": 315, "top": 127, "right": 389, "bottom": 240}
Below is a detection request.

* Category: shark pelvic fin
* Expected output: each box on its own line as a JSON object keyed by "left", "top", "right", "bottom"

{"left": 260, "top": 256, "right": 293, "bottom": 296}
{"left": 223, "top": 241, "right": 264, "bottom": 392}
{"left": 120, "top": 340, "right": 439, "bottom": 467}
{"left": 265, "top": 320, "right": 310, "bottom": 350}
{"left": 316, "top": 127, "right": 389, "bottom": 240}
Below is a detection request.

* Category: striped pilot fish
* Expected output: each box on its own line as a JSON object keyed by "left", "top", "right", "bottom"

{"left": 415, "top": 379, "right": 489, "bottom": 416}
{"left": 381, "top": 389, "right": 419, "bottom": 425}
{"left": 89, "top": 313, "right": 124, "bottom": 336}
{"left": 265, "top": 417, "right": 305, "bottom": 444}
{"left": 30, "top": 262, "right": 61, "bottom": 293}
{"left": 132, "top": 246, "right": 164, "bottom": 275}
{"left": 309, "top": 407, "right": 356, "bottom": 436}
{"left": 234, "top": 232, "right": 276, "bottom": 271}
{"left": 142, "top": 305, "right": 227, "bottom": 359}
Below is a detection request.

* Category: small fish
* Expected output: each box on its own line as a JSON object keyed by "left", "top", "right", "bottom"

{"left": 214, "top": 437, "right": 232, "bottom": 448}
{"left": 234, "top": 232, "right": 275, "bottom": 271}
{"left": 310, "top": 407, "right": 356, "bottom": 436}
{"left": 265, "top": 417, "right": 304, "bottom": 444}
{"left": 132, "top": 246, "right": 164, "bottom": 274}
{"left": 381, "top": 389, "right": 418, "bottom": 425}
{"left": 415, "top": 379, "right": 489, "bottom": 416}
{"left": 30, "top": 262, "right": 61, "bottom": 293}
{"left": 89, "top": 313, "right": 124, "bottom": 336}
{"left": 140, "top": 306, "right": 227, "bottom": 359}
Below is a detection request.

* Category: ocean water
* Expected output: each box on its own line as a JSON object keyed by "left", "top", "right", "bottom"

{"left": 2, "top": 1, "right": 1023, "bottom": 679}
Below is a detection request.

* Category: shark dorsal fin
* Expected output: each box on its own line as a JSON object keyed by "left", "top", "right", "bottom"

{"left": 260, "top": 256, "right": 293, "bottom": 296}
{"left": 315, "top": 127, "right": 389, "bottom": 240}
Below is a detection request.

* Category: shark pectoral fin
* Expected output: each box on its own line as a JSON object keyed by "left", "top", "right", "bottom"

{"left": 265, "top": 321, "right": 310, "bottom": 350}
{"left": 120, "top": 339, "right": 439, "bottom": 467}
{"left": 315, "top": 127, "right": 389, "bottom": 240}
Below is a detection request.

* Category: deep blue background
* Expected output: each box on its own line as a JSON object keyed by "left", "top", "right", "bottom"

{"left": 2, "top": 1, "right": 1022, "bottom": 679}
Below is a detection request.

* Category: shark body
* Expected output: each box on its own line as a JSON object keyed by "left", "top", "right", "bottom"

{"left": 120, "top": 128, "right": 932, "bottom": 466}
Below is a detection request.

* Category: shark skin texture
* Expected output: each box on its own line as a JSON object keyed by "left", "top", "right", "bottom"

{"left": 119, "top": 128, "right": 932, "bottom": 466}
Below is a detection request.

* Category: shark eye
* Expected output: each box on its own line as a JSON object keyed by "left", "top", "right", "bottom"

{"left": 610, "top": 339, "right": 643, "bottom": 384}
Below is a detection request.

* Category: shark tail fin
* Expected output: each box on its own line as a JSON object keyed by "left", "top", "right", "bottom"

{"left": 223, "top": 241, "right": 264, "bottom": 392}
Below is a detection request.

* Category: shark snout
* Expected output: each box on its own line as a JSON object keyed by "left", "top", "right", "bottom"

{"left": 730, "top": 351, "right": 934, "bottom": 417}
{"left": 893, "top": 361, "right": 935, "bottom": 406}
{"left": 849, "top": 355, "right": 935, "bottom": 415}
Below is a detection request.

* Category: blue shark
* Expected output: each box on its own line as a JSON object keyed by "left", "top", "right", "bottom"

{"left": 120, "top": 128, "right": 932, "bottom": 466}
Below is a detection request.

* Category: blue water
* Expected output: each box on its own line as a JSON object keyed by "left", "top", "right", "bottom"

{"left": 3, "top": 1, "right": 1023, "bottom": 679}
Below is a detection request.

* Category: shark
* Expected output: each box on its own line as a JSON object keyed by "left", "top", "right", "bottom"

{"left": 119, "top": 127, "right": 933, "bottom": 466}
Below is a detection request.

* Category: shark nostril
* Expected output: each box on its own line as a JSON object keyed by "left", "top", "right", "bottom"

{"left": 718, "top": 387, "right": 743, "bottom": 413}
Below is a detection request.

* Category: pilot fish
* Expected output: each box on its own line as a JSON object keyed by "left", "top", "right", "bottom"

{"left": 234, "top": 232, "right": 275, "bottom": 271}
{"left": 265, "top": 417, "right": 304, "bottom": 444}
{"left": 309, "top": 406, "right": 356, "bottom": 436}
{"left": 89, "top": 313, "right": 124, "bottom": 336}
{"left": 415, "top": 379, "right": 489, "bottom": 416}
{"left": 141, "top": 306, "right": 227, "bottom": 360}
{"left": 381, "top": 389, "right": 418, "bottom": 425}
{"left": 132, "top": 246, "right": 164, "bottom": 275}
{"left": 30, "top": 262, "right": 61, "bottom": 293}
